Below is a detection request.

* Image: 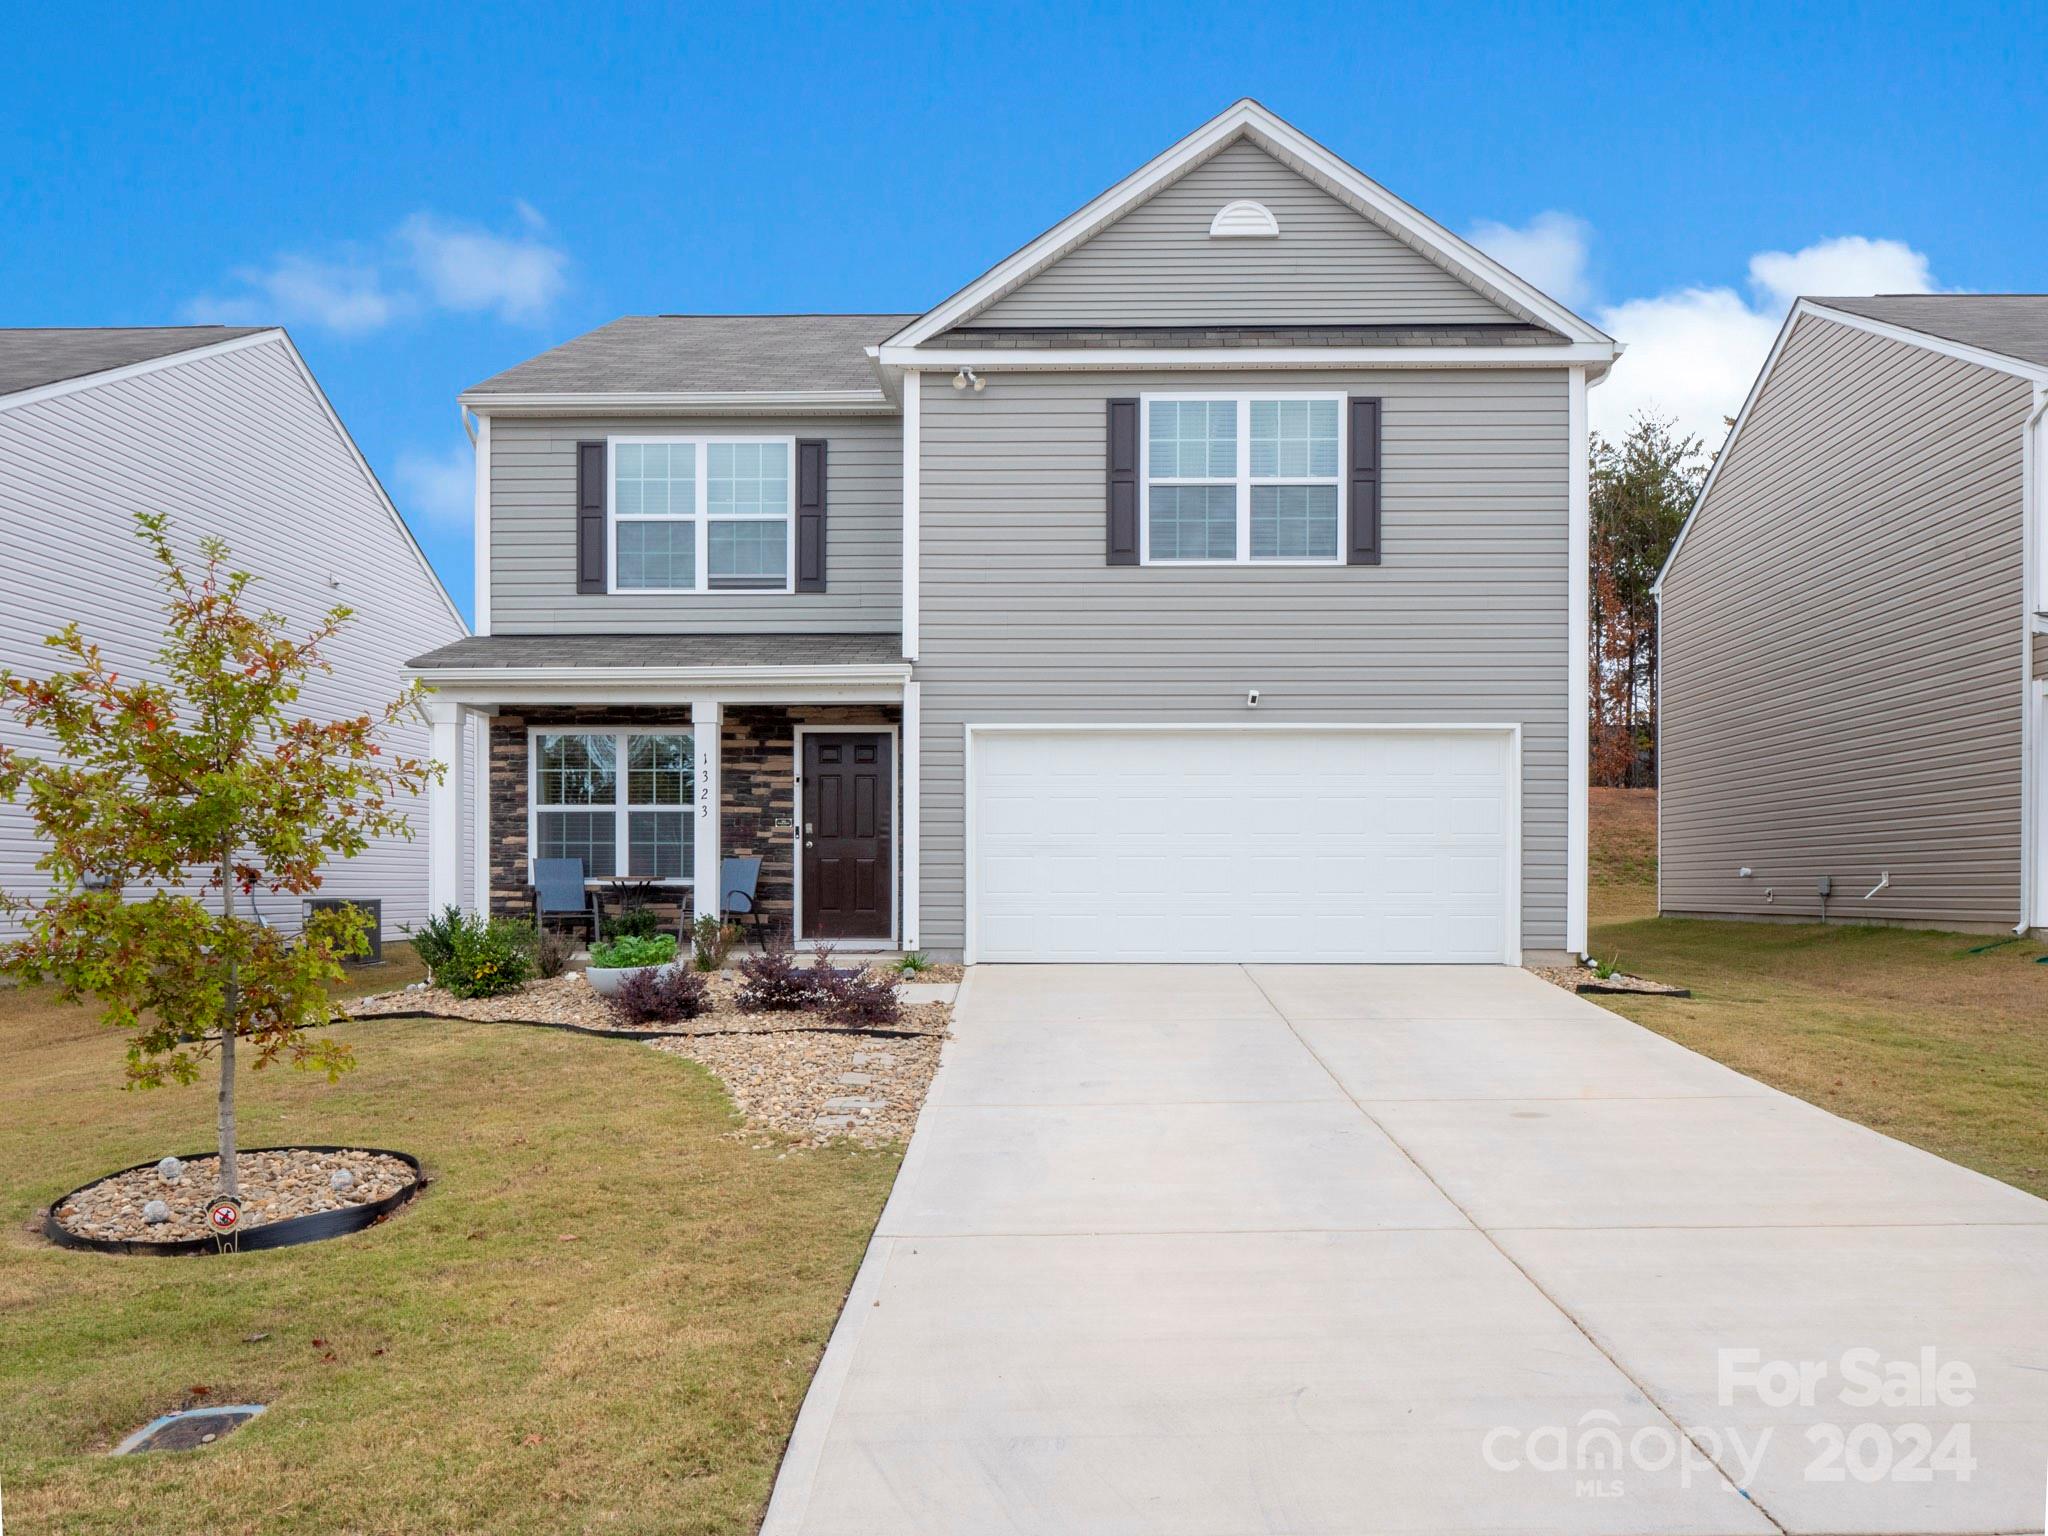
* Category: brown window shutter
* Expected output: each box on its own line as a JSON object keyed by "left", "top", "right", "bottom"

{"left": 795, "top": 438, "right": 827, "bottom": 592}
{"left": 1347, "top": 397, "right": 1382, "bottom": 566}
{"left": 576, "top": 440, "right": 607, "bottom": 593}
{"left": 1106, "top": 397, "right": 1139, "bottom": 565}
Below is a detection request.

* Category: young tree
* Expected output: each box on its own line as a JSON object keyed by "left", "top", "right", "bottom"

{"left": 1588, "top": 413, "right": 1706, "bottom": 785}
{"left": 0, "top": 515, "right": 437, "bottom": 1195}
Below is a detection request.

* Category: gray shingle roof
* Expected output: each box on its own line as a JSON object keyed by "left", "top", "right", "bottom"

{"left": 1812, "top": 296, "right": 2048, "bottom": 371}
{"left": 406, "top": 632, "right": 906, "bottom": 672}
{"left": 464, "top": 315, "right": 916, "bottom": 398}
{"left": 0, "top": 326, "right": 267, "bottom": 399}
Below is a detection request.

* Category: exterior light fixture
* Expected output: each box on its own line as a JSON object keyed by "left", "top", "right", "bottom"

{"left": 952, "top": 367, "right": 984, "bottom": 392}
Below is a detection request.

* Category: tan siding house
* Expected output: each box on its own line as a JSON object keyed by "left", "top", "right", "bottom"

{"left": 1656, "top": 297, "right": 2048, "bottom": 933}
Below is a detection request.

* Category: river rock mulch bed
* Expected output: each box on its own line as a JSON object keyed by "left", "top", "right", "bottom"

{"left": 650, "top": 1032, "right": 944, "bottom": 1146}
{"left": 50, "top": 1149, "right": 416, "bottom": 1245}
{"left": 1531, "top": 964, "right": 1691, "bottom": 998}
{"left": 348, "top": 971, "right": 952, "bottom": 1038}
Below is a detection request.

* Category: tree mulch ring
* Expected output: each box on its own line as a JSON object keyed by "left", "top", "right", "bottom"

{"left": 47, "top": 1146, "right": 424, "bottom": 1255}
{"left": 113, "top": 1404, "right": 267, "bottom": 1454}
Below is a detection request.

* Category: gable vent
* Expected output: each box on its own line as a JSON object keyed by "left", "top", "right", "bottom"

{"left": 1209, "top": 200, "right": 1280, "bottom": 239}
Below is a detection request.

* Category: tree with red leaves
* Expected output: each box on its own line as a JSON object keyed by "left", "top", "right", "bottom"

{"left": 0, "top": 514, "right": 437, "bottom": 1196}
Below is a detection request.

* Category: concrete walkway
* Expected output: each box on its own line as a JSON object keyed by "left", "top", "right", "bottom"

{"left": 762, "top": 966, "right": 2048, "bottom": 1536}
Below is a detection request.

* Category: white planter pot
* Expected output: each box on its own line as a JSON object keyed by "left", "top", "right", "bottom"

{"left": 584, "top": 962, "right": 675, "bottom": 998}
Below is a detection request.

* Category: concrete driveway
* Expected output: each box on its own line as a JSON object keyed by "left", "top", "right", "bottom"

{"left": 762, "top": 966, "right": 2048, "bottom": 1536}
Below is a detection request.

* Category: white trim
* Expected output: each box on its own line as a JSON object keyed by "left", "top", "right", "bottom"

{"left": 1566, "top": 366, "right": 1590, "bottom": 957}
{"left": 526, "top": 725, "right": 697, "bottom": 888}
{"left": 792, "top": 724, "right": 901, "bottom": 949}
{"left": 410, "top": 663, "right": 908, "bottom": 714}
{"left": 960, "top": 722, "right": 1524, "bottom": 966}
{"left": 1656, "top": 299, "right": 2048, "bottom": 598}
{"left": 426, "top": 694, "right": 465, "bottom": 914}
{"left": 875, "top": 343, "right": 1614, "bottom": 373}
{"left": 902, "top": 371, "right": 920, "bottom": 660}
{"left": 606, "top": 434, "right": 798, "bottom": 597}
{"left": 2031, "top": 680, "right": 2048, "bottom": 933}
{"left": 902, "top": 680, "right": 921, "bottom": 950}
{"left": 471, "top": 707, "right": 492, "bottom": 916}
{"left": 693, "top": 701, "right": 723, "bottom": 921}
{"left": 886, "top": 100, "right": 1612, "bottom": 351}
{"left": 0, "top": 328, "right": 286, "bottom": 414}
{"left": 1138, "top": 391, "right": 1346, "bottom": 566}
{"left": 456, "top": 389, "right": 895, "bottom": 415}
{"left": 472, "top": 412, "right": 492, "bottom": 636}
{"left": 1209, "top": 199, "right": 1280, "bottom": 239}
{"left": 2020, "top": 388, "right": 2047, "bottom": 932}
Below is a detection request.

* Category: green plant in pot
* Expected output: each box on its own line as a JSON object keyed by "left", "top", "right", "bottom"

{"left": 585, "top": 932, "right": 680, "bottom": 997}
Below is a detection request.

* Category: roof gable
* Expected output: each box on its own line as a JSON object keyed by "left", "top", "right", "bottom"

{"left": 0, "top": 326, "right": 266, "bottom": 403}
{"left": 889, "top": 100, "right": 1611, "bottom": 350}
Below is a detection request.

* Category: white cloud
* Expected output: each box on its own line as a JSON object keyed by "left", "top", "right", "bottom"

{"left": 392, "top": 442, "right": 474, "bottom": 532}
{"left": 1468, "top": 211, "right": 1593, "bottom": 309}
{"left": 399, "top": 213, "right": 567, "bottom": 324}
{"left": 185, "top": 206, "right": 568, "bottom": 335}
{"left": 1590, "top": 235, "right": 1942, "bottom": 449}
{"left": 186, "top": 254, "right": 399, "bottom": 335}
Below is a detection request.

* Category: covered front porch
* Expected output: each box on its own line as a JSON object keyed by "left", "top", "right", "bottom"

{"left": 407, "top": 634, "right": 915, "bottom": 950}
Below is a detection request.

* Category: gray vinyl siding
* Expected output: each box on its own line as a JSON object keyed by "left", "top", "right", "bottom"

{"left": 488, "top": 414, "right": 901, "bottom": 634}
{"left": 973, "top": 141, "right": 1520, "bottom": 329}
{"left": 1658, "top": 314, "right": 2030, "bottom": 927}
{"left": 0, "top": 336, "right": 465, "bottom": 938}
{"left": 912, "top": 366, "right": 1572, "bottom": 953}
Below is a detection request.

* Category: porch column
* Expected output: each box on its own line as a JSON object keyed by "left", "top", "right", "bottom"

{"left": 425, "top": 692, "right": 464, "bottom": 916}
{"left": 693, "top": 700, "right": 722, "bottom": 922}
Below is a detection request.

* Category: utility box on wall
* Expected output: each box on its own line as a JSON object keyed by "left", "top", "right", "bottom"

{"left": 304, "top": 898, "right": 383, "bottom": 964}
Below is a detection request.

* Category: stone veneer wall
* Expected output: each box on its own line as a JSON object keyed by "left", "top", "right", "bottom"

{"left": 488, "top": 703, "right": 902, "bottom": 943}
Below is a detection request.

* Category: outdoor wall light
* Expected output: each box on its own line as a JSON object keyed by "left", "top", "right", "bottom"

{"left": 951, "top": 367, "right": 984, "bottom": 392}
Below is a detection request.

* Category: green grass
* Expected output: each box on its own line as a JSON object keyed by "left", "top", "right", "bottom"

{"left": 0, "top": 944, "right": 898, "bottom": 1534}
{"left": 1586, "top": 790, "right": 2048, "bottom": 1200}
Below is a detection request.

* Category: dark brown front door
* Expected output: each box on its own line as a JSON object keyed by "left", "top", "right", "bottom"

{"left": 801, "top": 732, "right": 893, "bottom": 940}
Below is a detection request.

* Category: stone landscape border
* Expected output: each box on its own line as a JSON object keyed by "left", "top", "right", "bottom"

{"left": 357, "top": 1008, "right": 947, "bottom": 1043}
{"left": 45, "top": 1146, "right": 425, "bottom": 1257}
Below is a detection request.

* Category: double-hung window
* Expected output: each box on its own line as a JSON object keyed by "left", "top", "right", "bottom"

{"left": 532, "top": 730, "right": 694, "bottom": 881}
{"left": 610, "top": 437, "right": 794, "bottom": 593}
{"left": 1141, "top": 395, "right": 1344, "bottom": 564}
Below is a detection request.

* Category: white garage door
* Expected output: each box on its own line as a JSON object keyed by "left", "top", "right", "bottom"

{"left": 970, "top": 728, "right": 1515, "bottom": 964}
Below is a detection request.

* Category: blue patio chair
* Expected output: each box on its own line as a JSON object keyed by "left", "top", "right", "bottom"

{"left": 721, "top": 856, "right": 769, "bottom": 948}
{"left": 531, "top": 857, "right": 599, "bottom": 941}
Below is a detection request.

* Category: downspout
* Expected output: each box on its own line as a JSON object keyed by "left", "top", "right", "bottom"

{"left": 2019, "top": 385, "right": 2047, "bottom": 933}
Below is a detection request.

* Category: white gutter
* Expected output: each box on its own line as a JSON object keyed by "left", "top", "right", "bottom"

{"left": 455, "top": 389, "right": 897, "bottom": 415}
{"left": 406, "top": 662, "right": 911, "bottom": 688}
{"left": 875, "top": 342, "right": 1618, "bottom": 374}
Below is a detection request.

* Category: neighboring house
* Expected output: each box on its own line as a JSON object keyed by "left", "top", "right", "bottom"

{"left": 1655, "top": 295, "right": 2048, "bottom": 934}
{"left": 0, "top": 326, "right": 469, "bottom": 941}
{"left": 411, "top": 100, "right": 1619, "bottom": 964}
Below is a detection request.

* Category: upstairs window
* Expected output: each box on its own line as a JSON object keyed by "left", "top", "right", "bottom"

{"left": 1142, "top": 395, "right": 1344, "bottom": 565}
{"left": 610, "top": 437, "right": 793, "bottom": 594}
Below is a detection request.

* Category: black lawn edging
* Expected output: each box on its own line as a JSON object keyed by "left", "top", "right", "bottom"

{"left": 44, "top": 1146, "right": 426, "bottom": 1258}
{"left": 351, "top": 1008, "right": 946, "bottom": 1043}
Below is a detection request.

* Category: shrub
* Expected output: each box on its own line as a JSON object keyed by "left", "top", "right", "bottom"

{"left": 691, "top": 915, "right": 740, "bottom": 973}
{"left": 532, "top": 927, "right": 577, "bottom": 979}
{"left": 590, "top": 933, "right": 678, "bottom": 970}
{"left": 820, "top": 965, "right": 903, "bottom": 1028}
{"left": 608, "top": 965, "right": 710, "bottom": 1025}
{"left": 606, "top": 904, "right": 661, "bottom": 940}
{"left": 433, "top": 914, "right": 535, "bottom": 999}
{"left": 893, "top": 950, "right": 932, "bottom": 976}
{"left": 406, "top": 905, "right": 465, "bottom": 977}
{"left": 734, "top": 946, "right": 827, "bottom": 1013}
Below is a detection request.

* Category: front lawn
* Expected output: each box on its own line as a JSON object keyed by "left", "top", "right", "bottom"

{"left": 1586, "top": 789, "right": 2048, "bottom": 1200}
{"left": 0, "top": 942, "right": 898, "bottom": 1535}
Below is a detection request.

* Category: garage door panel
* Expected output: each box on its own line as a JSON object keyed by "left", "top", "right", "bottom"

{"left": 970, "top": 730, "right": 1512, "bottom": 964}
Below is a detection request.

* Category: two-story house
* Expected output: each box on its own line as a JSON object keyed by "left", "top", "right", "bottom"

{"left": 408, "top": 100, "right": 1618, "bottom": 965}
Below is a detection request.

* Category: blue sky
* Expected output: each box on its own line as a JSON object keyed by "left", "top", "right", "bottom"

{"left": 6, "top": 2, "right": 2043, "bottom": 626}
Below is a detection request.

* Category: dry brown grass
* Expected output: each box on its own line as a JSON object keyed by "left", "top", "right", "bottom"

{"left": 0, "top": 943, "right": 897, "bottom": 1534}
{"left": 1586, "top": 791, "right": 2048, "bottom": 1199}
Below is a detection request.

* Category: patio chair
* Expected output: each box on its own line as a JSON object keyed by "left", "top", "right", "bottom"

{"left": 721, "top": 856, "right": 769, "bottom": 948}
{"left": 531, "top": 857, "right": 600, "bottom": 942}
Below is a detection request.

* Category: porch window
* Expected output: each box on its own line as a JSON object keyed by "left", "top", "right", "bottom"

{"left": 532, "top": 730, "right": 694, "bottom": 881}
{"left": 611, "top": 437, "right": 792, "bottom": 594}
{"left": 1142, "top": 395, "right": 1344, "bottom": 565}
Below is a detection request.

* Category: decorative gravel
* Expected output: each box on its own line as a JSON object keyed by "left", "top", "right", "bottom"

{"left": 51, "top": 1149, "right": 416, "bottom": 1244}
{"left": 1531, "top": 964, "right": 1691, "bottom": 998}
{"left": 650, "top": 1031, "right": 945, "bottom": 1147}
{"left": 350, "top": 971, "right": 952, "bottom": 1038}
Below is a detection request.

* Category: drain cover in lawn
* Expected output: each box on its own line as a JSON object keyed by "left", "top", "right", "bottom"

{"left": 112, "top": 1404, "right": 266, "bottom": 1455}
